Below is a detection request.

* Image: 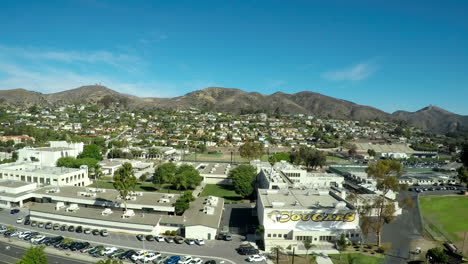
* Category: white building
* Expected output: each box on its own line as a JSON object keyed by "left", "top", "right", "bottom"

{"left": 255, "top": 161, "right": 344, "bottom": 190}
{"left": 257, "top": 188, "right": 360, "bottom": 253}
{"left": 0, "top": 163, "right": 90, "bottom": 187}
{"left": 17, "top": 141, "right": 84, "bottom": 167}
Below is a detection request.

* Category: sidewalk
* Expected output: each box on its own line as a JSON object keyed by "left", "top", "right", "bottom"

{"left": 316, "top": 255, "right": 334, "bottom": 264}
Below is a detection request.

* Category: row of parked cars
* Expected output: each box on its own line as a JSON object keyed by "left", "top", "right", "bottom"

{"left": 137, "top": 234, "right": 205, "bottom": 245}
{"left": 17, "top": 216, "right": 109, "bottom": 236}
{"left": 409, "top": 184, "right": 465, "bottom": 193}
{"left": 0, "top": 224, "right": 219, "bottom": 264}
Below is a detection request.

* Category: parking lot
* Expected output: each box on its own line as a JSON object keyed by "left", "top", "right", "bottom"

{"left": 0, "top": 208, "right": 256, "bottom": 263}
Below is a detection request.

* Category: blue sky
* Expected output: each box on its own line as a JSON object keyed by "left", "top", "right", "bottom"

{"left": 1, "top": 0, "right": 467, "bottom": 114}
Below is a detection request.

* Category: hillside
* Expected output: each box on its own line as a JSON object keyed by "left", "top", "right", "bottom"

{"left": 0, "top": 86, "right": 467, "bottom": 134}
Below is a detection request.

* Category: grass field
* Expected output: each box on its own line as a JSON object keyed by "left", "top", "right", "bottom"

{"left": 89, "top": 181, "right": 185, "bottom": 194}
{"left": 200, "top": 184, "right": 244, "bottom": 203}
{"left": 419, "top": 195, "right": 468, "bottom": 241}
{"left": 328, "top": 253, "right": 384, "bottom": 264}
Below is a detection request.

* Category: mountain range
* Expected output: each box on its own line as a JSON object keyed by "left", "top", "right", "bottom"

{"left": 0, "top": 85, "right": 467, "bottom": 134}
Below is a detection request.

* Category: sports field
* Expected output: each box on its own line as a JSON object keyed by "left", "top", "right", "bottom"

{"left": 419, "top": 195, "right": 468, "bottom": 241}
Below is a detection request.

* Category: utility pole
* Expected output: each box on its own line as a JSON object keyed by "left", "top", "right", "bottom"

{"left": 291, "top": 247, "right": 295, "bottom": 264}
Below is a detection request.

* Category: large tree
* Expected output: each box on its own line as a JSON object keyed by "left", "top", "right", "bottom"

{"left": 78, "top": 144, "right": 103, "bottom": 160}
{"left": 228, "top": 165, "right": 257, "bottom": 198}
{"left": 290, "top": 146, "right": 326, "bottom": 170}
{"left": 460, "top": 143, "right": 468, "bottom": 167}
{"left": 153, "top": 162, "right": 177, "bottom": 185}
{"left": 362, "top": 159, "right": 403, "bottom": 246}
{"left": 113, "top": 162, "right": 137, "bottom": 211}
{"left": 15, "top": 246, "right": 47, "bottom": 264}
{"left": 239, "top": 142, "right": 264, "bottom": 160}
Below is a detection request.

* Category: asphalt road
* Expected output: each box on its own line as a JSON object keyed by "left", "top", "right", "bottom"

{"left": 0, "top": 208, "right": 250, "bottom": 263}
{"left": 380, "top": 188, "right": 463, "bottom": 264}
{"left": 0, "top": 241, "right": 89, "bottom": 264}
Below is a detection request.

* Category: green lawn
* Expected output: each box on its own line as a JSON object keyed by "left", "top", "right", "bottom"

{"left": 328, "top": 253, "right": 384, "bottom": 264}
{"left": 200, "top": 184, "right": 244, "bottom": 202}
{"left": 419, "top": 195, "right": 468, "bottom": 241}
{"left": 89, "top": 181, "right": 185, "bottom": 194}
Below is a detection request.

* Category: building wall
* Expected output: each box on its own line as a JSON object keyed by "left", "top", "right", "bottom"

{"left": 0, "top": 165, "right": 90, "bottom": 187}
{"left": 185, "top": 225, "right": 217, "bottom": 240}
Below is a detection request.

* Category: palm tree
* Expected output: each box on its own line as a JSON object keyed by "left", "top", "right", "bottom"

{"left": 303, "top": 238, "right": 314, "bottom": 262}
{"left": 270, "top": 246, "right": 284, "bottom": 264}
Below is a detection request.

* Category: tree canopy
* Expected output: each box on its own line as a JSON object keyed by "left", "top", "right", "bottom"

{"left": 56, "top": 157, "right": 99, "bottom": 169}
{"left": 290, "top": 146, "right": 326, "bottom": 170}
{"left": 113, "top": 162, "right": 137, "bottom": 211}
{"left": 174, "top": 191, "right": 195, "bottom": 215}
{"left": 228, "top": 165, "right": 257, "bottom": 198}
{"left": 77, "top": 144, "right": 102, "bottom": 160}
{"left": 239, "top": 142, "right": 264, "bottom": 160}
{"left": 153, "top": 163, "right": 202, "bottom": 190}
{"left": 15, "top": 246, "right": 48, "bottom": 264}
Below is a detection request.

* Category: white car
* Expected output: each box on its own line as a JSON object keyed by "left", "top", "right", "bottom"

{"left": 190, "top": 257, "right": 203, "bottom": 264}
{"left": 31, "top": 235, "right": 46, "bottom": 244}
{"left": 195, "top": 239, "right": 205, "bottom": 245}
{"left": 248, "top": 255, "right": 267, "bottom": 262}
{"left": 178, "top": 256, "right": 194, "bottom": 264}
{"left": 16, "top": 217, "right": 24, "bottom": 224}
{"left": 18, "top": 231, "right": 31, "bottom": 239}
{"left": 155, "top": 235, "right": 165, "bottom": 242}
{"left": 143, "top": 252, "right": 162, "bottom": 262}
{"left": 131, "top": 250, "right": 148, "bottom": 261}
{"left": 102, "top": 247, "right": 118, "bottom": 255}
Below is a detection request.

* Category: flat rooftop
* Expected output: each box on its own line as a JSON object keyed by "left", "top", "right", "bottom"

{"left": 258, "top": 188, "right": 348, "bottom": 209}
{"left": 0, "top": 164, "right": 86, "bottom": 175}
{"left": 31, "top": 147, "right": 75, "bottom": 152}
{"left": 29, "top": 203, "right": 160, "bottom": 227}
{"left": 189, "top": 162, "right": 237, "bottom": 175}
{"left": 34, "top": 186, "right": 180, "bottom": 208}
{"left": 0, "top": 180, "right": 34, "bottom": 188}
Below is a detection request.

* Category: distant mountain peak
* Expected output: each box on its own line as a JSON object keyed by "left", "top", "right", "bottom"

{"left": 0, "top": 85, "right": 466, "bottom": 134}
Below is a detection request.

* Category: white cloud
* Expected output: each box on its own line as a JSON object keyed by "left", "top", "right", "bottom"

{"left": 0, "top": 45, "right": 143, "bottom": 73}
{"left": 322, "top": 60, "right": 378, "bottom": 81}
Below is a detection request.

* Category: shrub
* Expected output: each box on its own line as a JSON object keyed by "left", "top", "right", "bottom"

{"left": 170, "top": 230, "right": 177, "bottom": 236}
{"left": 376, "top": 247, "right": 385, "bottom": 254}
{"left": 164, "top": 230, "right": 171, "bottom": 236}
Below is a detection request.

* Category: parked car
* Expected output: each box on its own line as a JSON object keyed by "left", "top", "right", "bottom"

{"left": 68, "top": 226, "right": 75, "bottom": 232}
{"left": 102, "top": 247, "right": 118, "bottom": 256}
{"left": 119, "top": 250, "right": 136, "bottom": 260}
{"left": 53, "top": 223, "right": 60, "bottom": 230}
{"left": 38, "top": 222, "right": 44, "bottom": 228}
{"left": 165, "top": 236, "right": 174, "bottom": 243}
{"left": 24, "top": 218, "right": 31, "bottom": 225}
{"left": 76, "top": 226, "right": 83, "bottom": 233}
{"left": 100, "top": 229, "right": 108, "bottom": 237}
{"left": 131, "top": 250, "right": 148, "bottom": 261}
{"left": 155, "top": 235, "right": 165, "bottom": 242}
{"left": 195, "top": 238, "right": 205, "bottom": 245}
{"left": 10, "top": 209, "right": 19, "bottom": 214}
{"left": 84, "top": 228, "right": 91, "bottom": 234}
{"left": 59, "top": 225, "right": 67, "bottom": 231}
{"left": 16, "top": 217, "right": 24, "bottom": 224}
{"left": 174, "top": 236, "right": 185, "bottom": 244}
{"left": 45, "top": 222, "right": 53, "bottom": 229}
{"left": 144, "top": 252, "right": 161, "bottom": 262}
{"left": 204, "top": 260, "right": 216, "bottom": 264}
{"left": 146, "top": 235, "right": 154, "bottom": 241}
{"left": 190, "top": 258, "right": 203, "bottom": 264}
{"left": 165, "top": 256, "right": 181, "bottom": 264}
{"left": 179, "top": 255, "right": 193, "bottom": 264}
{"left": 136, "top": 234, "right": 144, "bottom": 241}
{"left": 74, "top": 242, "right": 90, "bottom": 251}
{"left": 45, "top": 236, "right": 63, "bottom": 246}
{"left": 108, "top": 248, "right": 126, "bottom": 258}
{"left": 247, "top": 255, "right": 267, "bottom": 262}
{"left": 92, "top": 229, "right": 100, "bottom": 235}
{"left": 185, "top": 239, "right": 195, "bottom": 245}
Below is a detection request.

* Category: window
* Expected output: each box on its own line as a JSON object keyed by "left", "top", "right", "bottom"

{"left": 273, "top": 234, "right": 277, "bottom": 238}
{"left": 267, "top": 234, "right": 271, "bottom": 238}
{"left": 283, "top": 234, "right": 287, "bottom": 238}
